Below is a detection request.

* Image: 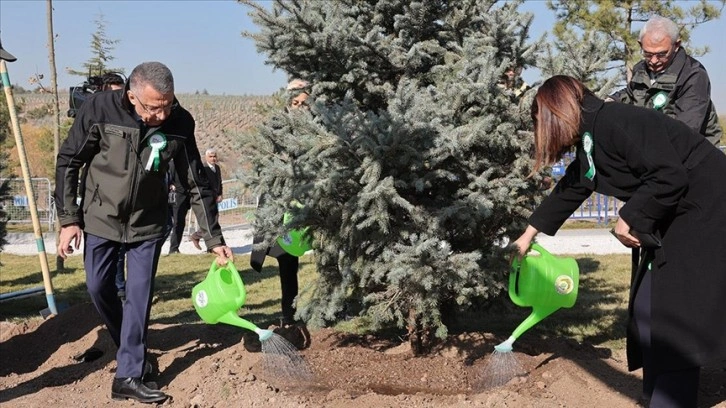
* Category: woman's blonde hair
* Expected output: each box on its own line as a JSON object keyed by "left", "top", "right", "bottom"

{"left": 530, "top": 75, "right": 590, "bottom": 176}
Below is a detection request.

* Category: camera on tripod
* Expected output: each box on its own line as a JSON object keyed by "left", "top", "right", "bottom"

{"left": 67, "top": 70, "right": 125, "bottom": 118}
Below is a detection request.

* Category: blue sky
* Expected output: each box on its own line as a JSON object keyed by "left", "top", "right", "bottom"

{"left": 1, "top": 0, "right": 724, "bottom": 110}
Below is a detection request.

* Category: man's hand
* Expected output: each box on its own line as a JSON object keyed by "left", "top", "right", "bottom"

{"left": 57, "top": 224, "right": 82, "bottom": 259}
{"left": 212, "top": 245, "right": 234, "bottom": 265}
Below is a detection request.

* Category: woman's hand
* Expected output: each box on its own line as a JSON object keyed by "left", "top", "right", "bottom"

{"left": 511, "top": 225, "right": 539, "bottom": 262}
{"left": 610, "top": 218, "right": 640, "bottom": 248}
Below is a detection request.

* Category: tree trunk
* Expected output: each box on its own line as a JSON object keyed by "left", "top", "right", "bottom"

{"left": 46, "top": 0, "right": 64, "bottom": 270}
{"left": 625, "top": 4, "right": 634, "bottom": 83}
{"left": 407, "top": 308, "right": 434, "bottom": 356}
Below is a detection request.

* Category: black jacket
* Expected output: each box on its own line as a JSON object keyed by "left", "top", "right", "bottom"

{"left": 610, "top": 48, "right": 723, "bottom": 144}
{"left": 530, "top": 94, "right": 726, "bottom": 371}
{"left": 530, "top": 95, "right": 713, "bottom": 235}
{"left": 55, "top": 87, "right": 225, "bottom": 248}
{"left": 203, "top": 163, "right": 223, "bottom": 198}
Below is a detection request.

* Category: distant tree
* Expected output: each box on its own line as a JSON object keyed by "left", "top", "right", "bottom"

{"left": 0, "top": 83, "right": 30, "bottom": 93}
{"left": 539, "top": 29, "right": 620, "bottom": 96}
{"left": 239, "top": 0, "right": 545, "bottom": 354}
{"left": 66, "top": 13, "right": 123, "bottom": 78}
{"left": 546, "top": 0, "right": 724, "bottom": 80}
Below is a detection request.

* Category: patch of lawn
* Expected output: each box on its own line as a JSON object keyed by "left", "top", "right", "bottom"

{"left": 1, "top": 252, "right": 633, "bottom": 350}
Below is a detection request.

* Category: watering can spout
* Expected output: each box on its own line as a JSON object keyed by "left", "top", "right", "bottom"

{"left": 511, "top": 305, "right": 560, "bottom": 340}
{"left": 217, "top": 311, "right": 259, "bottom": 332}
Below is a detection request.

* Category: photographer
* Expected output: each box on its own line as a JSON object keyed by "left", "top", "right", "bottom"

{"left": 68, "top": 72, "right": 125, "bottom": 117}
{"left": 102, "top": 73, "right": 124, "bottom": 91}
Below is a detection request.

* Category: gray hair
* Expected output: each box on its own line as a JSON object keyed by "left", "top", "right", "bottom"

{"left": 205, "top": 148, "right": 217, "bottom": 156}
{"left": 129, "top": 61, "right": 174, "bottom": 94}
{"left": 639, "top": 15, "right": 680, "bottom": 44}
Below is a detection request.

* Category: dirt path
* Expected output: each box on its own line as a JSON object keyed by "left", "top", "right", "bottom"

{"left": 2, "top": 303, "right": 724, "bottom": 407}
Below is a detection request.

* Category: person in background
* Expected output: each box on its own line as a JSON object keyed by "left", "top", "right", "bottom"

{"left": 55, "top": 61, "right": 233, "bottom": 404}
{"left": 249, "top": 79, "right": 311, "bottom": 326}
{"left": 102, "top": 72, "right": 125, "bottom": 92}
{"left": 608, "top": 15, "right": 722, "bottom": 145}
{"left": 499, "top": 64, "right": 530, "bottom": 100}
{"left": 189, "top": 148, "right": 223, "bottom": 250}
{"left": 514, "top": 75, "right": 726, "bottom": 408}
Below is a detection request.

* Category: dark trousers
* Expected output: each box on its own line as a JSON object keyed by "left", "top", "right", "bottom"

{"left": 277, "top": 252, "right": 299, "bottom": 322}
{"left": 634, "top": 268, "right": 700, "bottom": 407}
{"left": 169, "top": 191, "right": 190, "bottom": 253}
{"left": 116, "top": 206, "right": 172, "bottom": 291}
{"left": 84, "top": 233, "right": 164, "bottom": 378}
{"left": 251, "top": 239, "right": 300, "bottom": 322}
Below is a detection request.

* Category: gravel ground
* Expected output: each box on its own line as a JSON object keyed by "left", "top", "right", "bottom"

{"left": 2, "top": 227, "right": 628, "bottom": 256}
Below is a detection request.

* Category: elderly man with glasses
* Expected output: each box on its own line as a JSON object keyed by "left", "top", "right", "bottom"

{"left": 55, "top": 61, "right": 233, "bottom": 404}
{"left": 609, "top": 15, "right": 723, "bottom": 145}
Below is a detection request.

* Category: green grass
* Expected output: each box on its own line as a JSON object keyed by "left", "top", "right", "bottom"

{"left": 0, "top": 252, "right": 317, "bottom": 328}
{"left": 0, "top": 251, "right": 632, "bottom": 350}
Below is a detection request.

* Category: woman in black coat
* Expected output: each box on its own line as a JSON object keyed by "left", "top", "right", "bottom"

{"left": 513, "top": 75, "right": 726, "bottom": 407}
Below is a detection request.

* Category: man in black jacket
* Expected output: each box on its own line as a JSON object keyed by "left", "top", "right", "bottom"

{"left": 55, "top": 61, "right": 233, "bottom": 404}
{"left": 609, "top": 15, "right": 722, "bottom": 144}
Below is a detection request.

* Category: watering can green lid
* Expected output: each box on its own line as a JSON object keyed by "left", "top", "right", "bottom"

{"left": 277, "top": 211, "right": 312, "bottom": 257}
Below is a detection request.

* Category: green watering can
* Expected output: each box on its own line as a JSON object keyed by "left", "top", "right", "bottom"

{"left": 495, "top": 243, "right": 579, "bottom": 352}
{"left": 276, "top": 211, "right": 312, "bottom": 257}
{"left": 192, "top": 261, "right": 273, "bottom": 341}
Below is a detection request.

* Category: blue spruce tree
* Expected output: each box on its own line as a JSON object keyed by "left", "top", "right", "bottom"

{"left": 239, "top": 0, "right": 545, "bottom": 354}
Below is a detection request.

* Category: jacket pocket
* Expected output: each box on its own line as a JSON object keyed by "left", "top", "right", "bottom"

{"left": 83, "top": 184, "right": 101, "bottom": 214}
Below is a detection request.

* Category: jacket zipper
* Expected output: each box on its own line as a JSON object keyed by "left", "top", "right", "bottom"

{"left": 123, "top": 130, "right": 143, "bottom": 243}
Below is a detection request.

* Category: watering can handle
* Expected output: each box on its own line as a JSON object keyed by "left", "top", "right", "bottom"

{"left": 529, "top": 243, "right": 553, "bottom": 259}
{"left": 510, "top": 243, "right": 552, "bottom": 298}
{"left": 208, "top": 260, "right": 246, "bottom": 302}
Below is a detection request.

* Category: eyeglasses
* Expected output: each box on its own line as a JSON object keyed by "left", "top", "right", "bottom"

{"left": 641, "top": 49, "right": 671, "bottom": 60}
{"left": 131, "top": 91, "right": 178, "bottom": 115}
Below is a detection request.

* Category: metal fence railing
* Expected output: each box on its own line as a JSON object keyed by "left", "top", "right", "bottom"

{"left": 1, "top": 178, "right": 54, "bottom": 230}
{"left": 7, "top": 147, "right": 725, "bottom": 232}
{"left": 185, "top": 178, "right": 258, "bottom": 233}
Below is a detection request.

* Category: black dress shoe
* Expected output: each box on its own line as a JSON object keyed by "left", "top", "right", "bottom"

{"left": 111, "top": 377, "right": 168, "bottom": 403}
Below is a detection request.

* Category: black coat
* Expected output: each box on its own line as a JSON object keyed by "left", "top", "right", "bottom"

{"left": 530, "top": 95, "right": 726, "bottom": 371}
{"left": 203, "top": 163, "right": 223, "bottom": 198}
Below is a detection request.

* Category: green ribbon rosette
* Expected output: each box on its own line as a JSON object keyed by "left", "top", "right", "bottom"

{"left": 652, "top": 91, "right": 668, "bottom": 110}
{"left": 145, "top": 132, "right": 167, "bottom": 171}
{"left": 583, "top": 131, "right": 596, "bottom": 181}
